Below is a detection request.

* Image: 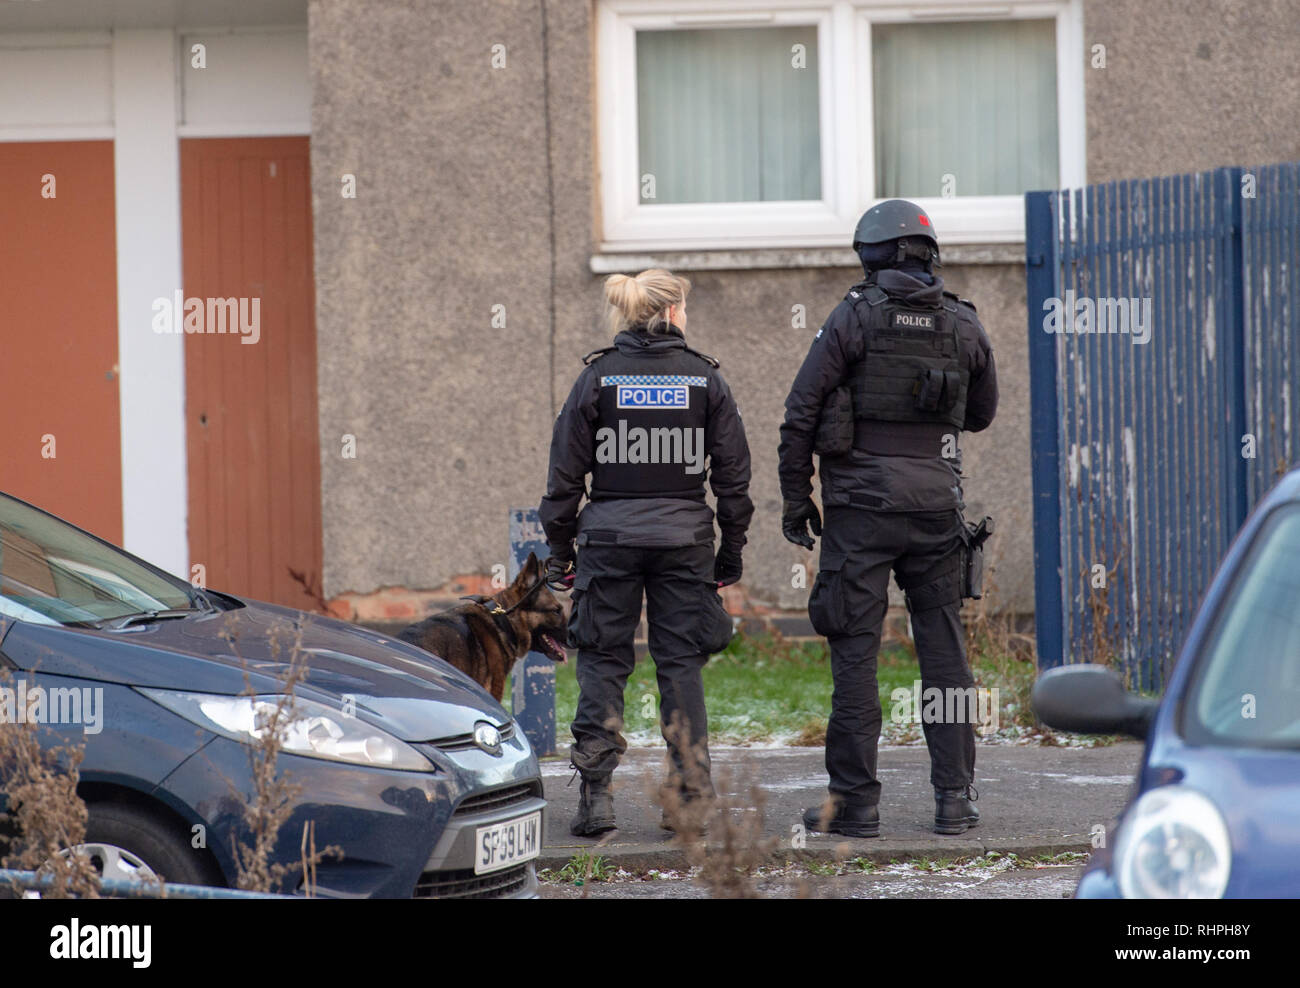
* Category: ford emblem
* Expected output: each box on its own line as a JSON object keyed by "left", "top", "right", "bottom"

{"left": 473, "top": 721, "right": 502, "bottom": 754}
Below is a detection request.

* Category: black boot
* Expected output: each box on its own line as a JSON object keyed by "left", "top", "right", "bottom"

{"left": 934, "top": 785, "right": 980, "bottom": 835}
{"left": 570, "top": 776, "right": 616, "bottom": 837}
{"left": 802, "top": 799, "right": 880, "bottom": 838}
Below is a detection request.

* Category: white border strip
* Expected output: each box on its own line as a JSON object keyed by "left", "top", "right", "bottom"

{"left": 176, "top": 121, "right": 310, "bottom": 137}
{"left": 0, "top": 126, "right": 115, "bottom": 142}
{"left": 112, "top": 30, "right": 189, "bottom": 576}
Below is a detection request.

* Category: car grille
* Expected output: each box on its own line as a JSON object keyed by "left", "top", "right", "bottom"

{"left": 413, "top": 864, "right": 530, "bottom": 899}
{"left": 429, "top": 721, "right": 516, "bottom": 752}
{"left": 453, "top": 781, "right": 541, "bottom": 816}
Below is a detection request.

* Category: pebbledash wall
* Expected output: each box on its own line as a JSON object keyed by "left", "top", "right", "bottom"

{"left": 309, "top": 0, "right": 1300, "bottom": 627}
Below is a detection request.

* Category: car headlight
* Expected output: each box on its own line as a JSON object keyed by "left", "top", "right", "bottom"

{"left": 140, "top": 689, "right": 433, "bottom": 772}
{"left": 1114, "top": 786, "right": 1232, "bottom": 898}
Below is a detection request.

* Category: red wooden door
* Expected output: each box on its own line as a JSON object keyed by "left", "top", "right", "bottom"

{"left": 0, "top": 141, "right": 122, "bottom": 542}
{"left": 181, "top": 137, "right": 323, "bottom": 608}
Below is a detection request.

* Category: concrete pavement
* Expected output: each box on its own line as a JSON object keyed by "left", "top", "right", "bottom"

{"left": 538, "top": 741, "right": 1143, "bottom": 871}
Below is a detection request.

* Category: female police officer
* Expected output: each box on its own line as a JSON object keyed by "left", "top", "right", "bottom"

{"left": 539, "top": 268, "right": 753, "bottom": 836}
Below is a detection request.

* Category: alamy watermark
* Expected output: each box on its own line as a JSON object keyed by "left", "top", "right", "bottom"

{"left": 1042, "top": 290, "right": 1152, "bottom": 345}
{"left": 50, "top": 920, "right": 151, "bottom": 968}
{"left": 890, "top": 681, "right": 1000, "bottom": 735}
{"left": 0, "top": 681, "right": 104, "bottom": 735}
{"left": 595, "top": 421, "right": 705, "bottom": 475}
{"left": 151, "top": 292, "right": 261, "bottom": 344}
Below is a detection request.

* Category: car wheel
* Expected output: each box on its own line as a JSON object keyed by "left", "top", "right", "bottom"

{"left": 75, "top": 802, "right": 217, "bottom": 889}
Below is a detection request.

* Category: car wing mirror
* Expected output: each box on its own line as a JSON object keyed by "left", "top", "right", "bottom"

{"left": 1032, "top": 664, "right": 1159, "bottom": 740}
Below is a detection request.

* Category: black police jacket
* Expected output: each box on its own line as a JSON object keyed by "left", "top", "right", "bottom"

{"left": 540, "top": 326, "right": 754, "bottom": 551}
{"left": 778, "top": 268, "right": 998, "bottom": 512}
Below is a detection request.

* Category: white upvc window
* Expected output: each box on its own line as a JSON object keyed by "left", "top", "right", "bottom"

{"left": 596, "top": 0, "right": 1085, "bottom": 252}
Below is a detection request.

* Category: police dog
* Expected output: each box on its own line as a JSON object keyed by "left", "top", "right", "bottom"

{"left": 397, "top": 552, "right": 568, "bottom": 701}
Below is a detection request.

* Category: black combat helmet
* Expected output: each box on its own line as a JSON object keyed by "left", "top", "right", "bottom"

{"left": 853, "top": 199, "right": 940, "bottom": 264}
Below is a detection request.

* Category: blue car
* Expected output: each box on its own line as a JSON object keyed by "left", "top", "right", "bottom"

{"left": 0, "top": 492, "right": 544, "bottom": 898}
{"left": 1033, "top": 467, "right": 1300, "bottom": 898}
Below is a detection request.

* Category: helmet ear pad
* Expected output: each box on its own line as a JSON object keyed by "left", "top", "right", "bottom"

{"left": 895, "top": 237, "right": 940, "bottom": 266}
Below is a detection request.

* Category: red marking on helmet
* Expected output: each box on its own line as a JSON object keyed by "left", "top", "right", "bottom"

{"left": 918, "top": 214, "right": 931, "bottom": 226}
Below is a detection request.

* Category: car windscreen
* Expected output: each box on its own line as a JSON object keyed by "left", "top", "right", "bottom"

{"left": 1184, "top": 502, "right": 1300, "bottom": 748}
{"left": 0, "top": 495, "right": 197, "bottom": 626}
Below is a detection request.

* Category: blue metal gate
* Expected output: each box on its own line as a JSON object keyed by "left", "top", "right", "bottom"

{"left": 1026, "top": 162, "right": 1300, "bottom": 689}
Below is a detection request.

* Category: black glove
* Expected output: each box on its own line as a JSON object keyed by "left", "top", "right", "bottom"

{"left": 545, "top": 543, "right": 576, "bottom": 591}
{"left": 781, "top": 498, "right": 822, "bottom": 550}
{"left": 714, "top": 544, "right": 743, "bottom": 587}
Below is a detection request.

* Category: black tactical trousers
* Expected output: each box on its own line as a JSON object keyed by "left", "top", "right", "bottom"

{"left": 810, "top": 506, "right": 976, "bottom": 805}
{"left": 568, "top": 543, "right": 731, "bottom": 795}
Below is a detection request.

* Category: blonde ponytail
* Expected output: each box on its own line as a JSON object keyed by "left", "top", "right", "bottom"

{"left": 604, "top": 268, "right": 691, "bottom": 335}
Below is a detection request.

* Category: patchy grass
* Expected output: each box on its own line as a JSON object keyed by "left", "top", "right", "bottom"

{"left": 535, "top": 624, "right": 1112, "bottom": 747}
{"left": 1021, "top": 851, "right": 1090, "bottom": 867}
{"left": 775, "top": 849, "right": 1090, "bottom": 877}
{"left": 539, "top": 851, "right": 614, "bottom": 886}
{"left": 539, "top": 849, "right": 1094, "bottom": 892}
{"left": 546, "top": 633, "right": 919, "bottom": 746}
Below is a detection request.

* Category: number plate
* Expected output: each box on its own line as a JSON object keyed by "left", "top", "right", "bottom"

{"left": 475, "top": 811, "right": 541, "bottom": 875}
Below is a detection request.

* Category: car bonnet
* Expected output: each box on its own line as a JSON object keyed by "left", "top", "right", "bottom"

{"left": 0, "top": 602, "right": 510, "bottom": 742}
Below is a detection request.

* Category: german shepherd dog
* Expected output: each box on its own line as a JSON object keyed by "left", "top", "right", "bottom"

{"left": 397, "top": 552, "right": 568, "bottom": 701}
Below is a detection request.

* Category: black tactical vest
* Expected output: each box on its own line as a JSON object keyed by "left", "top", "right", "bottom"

{"left": 586, "top": 346, "right": 713, "bottom": 500}
{"left": 844, "top": 280, "right": 968, "bottom": 429}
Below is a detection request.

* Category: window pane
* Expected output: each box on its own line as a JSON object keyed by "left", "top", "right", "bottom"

{"left": 872, "top": 19, "right": 1058, "bottom": 198}
{"left": 636, "top": 26, "right": 821, "bottom": 204}
{"left": 0, "top": 495, "right": 194, "bottom": 625}
{"left": 1189, "top": 505, "right": 1300, "bottom": 747}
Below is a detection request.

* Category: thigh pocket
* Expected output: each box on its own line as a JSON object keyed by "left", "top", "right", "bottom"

{"left": 900, "top": 555, "right": 963, "bottom": 613}
{"left": 567, "top": 572, "right": 601, "bottom": 651}
{"left": 809, "top": 550, "right": 852, "bottom": 638}
{"left": 693, "top": 583, "right": 736, "bottom": 655}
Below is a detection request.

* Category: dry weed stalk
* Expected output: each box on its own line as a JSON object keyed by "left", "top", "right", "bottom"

{"left": 960, "top": 513, "right": 1038, "bottom": 730}
{"left": 288, "top": 567, "right": 331, "bottom": 615}
{"left": 659, "top": 715, "right": 778, "bottom": 899}
{"left": 0, "top": 666, "right": 100, "bottom": 899}
{"left": 220, "top": 616, "right": 340, "bottom": 894}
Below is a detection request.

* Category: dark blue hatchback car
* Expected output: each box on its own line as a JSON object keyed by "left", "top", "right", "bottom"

{"left": 0, "top": 492, "right": 545, "bottom": 898}
{"left": 1034, "top": 467, "right": 1300, "bottom": 898}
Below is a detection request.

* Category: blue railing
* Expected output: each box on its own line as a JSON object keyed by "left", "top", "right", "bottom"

{"left": 1026, "top": 162, "right": 1300, "bottom": 689}
{"left": 0, "top": 868, "right": 291, "bottom": 898}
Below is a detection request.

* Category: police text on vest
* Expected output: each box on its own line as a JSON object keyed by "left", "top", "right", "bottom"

{"left": 616, "top": 384, "right": 689, "bottom": 409}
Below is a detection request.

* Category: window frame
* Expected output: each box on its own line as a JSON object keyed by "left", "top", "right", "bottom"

{"left": 596, "top": 0, "right": 1085, "bottom": 251}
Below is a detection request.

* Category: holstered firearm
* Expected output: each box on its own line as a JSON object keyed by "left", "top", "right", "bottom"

{"left": 961, "top": 515, "right": 994, "bottom": 600}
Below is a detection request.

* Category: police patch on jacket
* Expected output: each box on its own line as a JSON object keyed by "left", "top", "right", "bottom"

{"left": 601, "top": 374, "right": 707, "bottom": 410}
{"left": 892, "top": 310, "right": 935, "bottom": 330}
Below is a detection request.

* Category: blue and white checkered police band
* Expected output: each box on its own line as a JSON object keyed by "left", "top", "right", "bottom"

{"left": 601, "top": 374, "right": 707, "bottom": 410}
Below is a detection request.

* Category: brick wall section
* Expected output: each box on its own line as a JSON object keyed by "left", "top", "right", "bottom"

{"left": 327, "top": 572, "right": 501, "bottom": 624}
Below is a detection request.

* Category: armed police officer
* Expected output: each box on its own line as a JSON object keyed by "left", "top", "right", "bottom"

{"left": 541, "top": 268, "right": 753, "bottom": 837}
{"left": 778, "top": 200, "right": 998, "bottom": 837}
